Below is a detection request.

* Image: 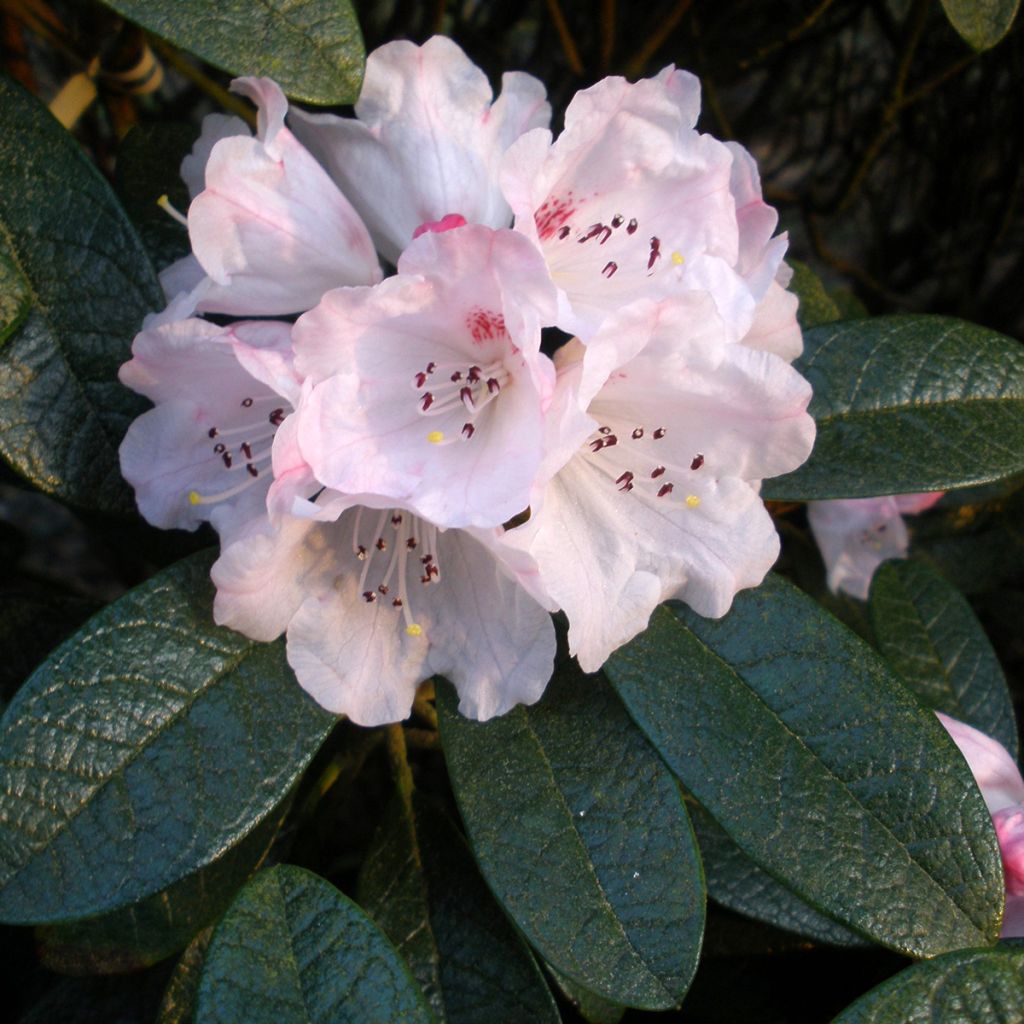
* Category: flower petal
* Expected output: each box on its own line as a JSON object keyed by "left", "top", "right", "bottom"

{"left": 290, "top": 36, "right": 550, "bottom": 263}
{"left": 936, "top": 712, "right": 1024, "bottom": 813}
{"left": 188, "top": 78, "right": 380, "bottom": 316}
{"left": 293, "top": 227, "right": 556, "bottom": 528}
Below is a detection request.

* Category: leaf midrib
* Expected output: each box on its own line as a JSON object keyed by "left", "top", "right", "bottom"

{"left": 0, "top": 618, "right": 261, "bottom": 911}
{"left": 645, "top": 608, "right": 993, "bottom": 948}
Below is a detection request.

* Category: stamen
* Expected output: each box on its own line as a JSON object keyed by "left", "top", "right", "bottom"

{"left": 647, "top": 237, "right": 662, "bottom": 271}
{"left": 602, "top": 261, "right": 618, "bottom": 278}
{"left": 156, "top": 194, "right": 188, "bottom": 227}
{"left": 627, "top": 218, "right": 638, "bottom": 234}
{"left": 691, "top": 454, "right": 704, "bottom": 470}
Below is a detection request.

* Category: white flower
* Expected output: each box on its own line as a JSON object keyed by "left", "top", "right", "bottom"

{"left": 501, "top": 293, "right": 815, "bottom": 670}
{"left": 500, "top": 68, "right": 785, "bottom": 342}
{"left": 290, "top": 224, "right": 557, "bottom": 529}
{"left": 211, "top": 494, "right": 555, "bottom": 726}
{"left": 807, "top": 492, "right": 944, "bottom": 600}
{"left": 289, "top": 35, "right": 551, "bottom": 264}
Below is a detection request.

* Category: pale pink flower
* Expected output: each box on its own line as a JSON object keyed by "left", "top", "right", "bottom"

{"left": 936, "top": 713, "right": 1024, "bottom": 938}
{"left": 165, "top": 77, "right": 382, "bottom": 318}
{"left": 807, "top": 492, "right": 944, "bottom": 600}
{"left": 501, "top": 293, "right": 815, "bottom": 671}
{"left": 499, "top": 68, "right": 786, "bottom": 341}
{"left": 118, "top": 317, "right": 299, "bottom": 534}
{"left": 289, "top": 36, "right": 551, "bottom": 264}
{"left": 211, "top": 493, "right": 556, "bottom": 726}
{"left": 290, "top": 224, "right": 557, "bottom": 529}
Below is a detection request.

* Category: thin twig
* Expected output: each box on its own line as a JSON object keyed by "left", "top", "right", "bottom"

{"left": 835, "top": 0, "right": 929, "bottom": 212}
{"left": 739, "top": 0, "right": 839, "bottom": 70}
{"left": 149, "top": 34, "right": 256, "bottom": 126}
{"left": 544, "top": 0, "right": 584, "bottom": 75}
{"left": 386, "top": 723, "right": 415, "bottom": 812}
{"left": 600, "top": 0, "right": 615, "bottom": 71}
{"left": 625, "top": 0, "right": 692, "bottom": 79}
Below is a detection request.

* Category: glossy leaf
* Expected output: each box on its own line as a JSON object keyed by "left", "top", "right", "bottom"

{"left": 195, "top": 865, "right": 434, "bottom": 1024}
{"left": 158, "top": 928, "right": 213, "bottom": 1024}
{"left": 687, "top": 800, "right": 865, "bottom": 947}
{"left": 100, "top": 0, "right": 365, "bottom": 105}
{"left": 358, "top": 792, "right": 559, "bottom": 1024}
{"left": 0, "top": 76, "right": 161, "bottom": 513}
{"left": 870, "top": 559, "right": 1018, "bottom": 759}
{"left": 437, "top": 666, "right": 705, "bottom": 1010}
{"left": 604, "top": 576, "right": 1004, "bottom": 957}
{"left": 940, "top": 0, "right": 1021, "bottom": 50}
{"left": 763, "top": 316, "right": 1024, "bottom": 500}
{"left": 37, "top": 805, "right": 281, "bottom": 974}
{"left": 546, "top": 966, "right": 626, "bottom": 1024}
{"left": 832, "top": 943, "right": 1024, "bottom": 1022}
{"left": 0, "top": 242, "right": 30, "bottom": 348}
{"left": 0, "top": 551, "right": 336, "bottom": 923}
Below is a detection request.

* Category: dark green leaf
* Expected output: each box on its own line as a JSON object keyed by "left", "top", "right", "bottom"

{"left": 116, "top": 123, "right": 196, "bottom": 273}
{"left": 687, "top": 800, "right": 865, "bottom": 947}
{"left": 0, "top": 551, "right": 336, "bottom": 923}
{"left": 358, "top": 792, "right": 559, "bottom": 1024}
{"left": 940, "top": 0, "right": 1021, "bottom": 50}
{"left": 0, "top": 76, "right": 162, "bottom": 513}
{"left": 100, "top": 0, "right": 365, "bottom": 105}
{"left": 437, "top": 666, "right": 705, "bottom": 1010}
{"left": 763, "top": 316, "right": 1024, "bottom": 500}
{"left": 546, "top": 966, "right": 626, "bottom": 1024}
{"left": 870, "top": 559, "right": 1018, "bottom": 759}
{"left": 788, "top": 260, "right": 841, "bottom": 331}
{"left": 604, "top": 576, "right": 1004, "bottom": 957}
{"left": 158, "top": 927, "right": 213, "bottom": 1024}
{"left": 36, "top": 803, "right": 281, "bottom": 974}
{"left": 830, "top": 287, "right": 869, "bottom": 320}
{"left": 195, "top": 865, "right": 434, "bottom": 1024}
{"left": 0, "top": 242, "right": 30, "bottom": 348}
{"left": 832, "top": 943, "right": 1024, "bottom": 1022}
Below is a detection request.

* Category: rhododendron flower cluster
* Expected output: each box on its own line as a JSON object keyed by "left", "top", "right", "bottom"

{"left": 118, "top": 36, "right": 816, "bottom": 725}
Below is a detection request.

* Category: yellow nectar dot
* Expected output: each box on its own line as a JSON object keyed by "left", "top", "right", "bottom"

{"left": 188, "top": 490, "right": 202, "bottom": 506}
{"left": 671, "top": 251, "right": 685, "bottom": 266}
{"left": 405, "top": 623, "right": 424, "bottom": 637}
{"left": 685, "top": 494, "right": 701, "bottom": 509}
{"left": 427, "top": 431, "right": 445, "bottom": 444}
